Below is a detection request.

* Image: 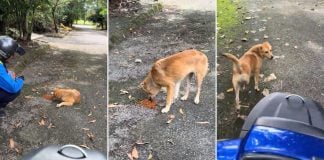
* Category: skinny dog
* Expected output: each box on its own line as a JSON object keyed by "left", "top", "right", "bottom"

{"left": 141, "top": 49, "right": 208, "bottom": 113}
{"left": 45, "top": 88, "right": 81, "bottom": 107}
{"left": 223, "top": 42, "right": 273, "bottom": 110}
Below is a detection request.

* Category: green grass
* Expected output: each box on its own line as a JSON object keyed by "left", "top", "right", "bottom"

{"left": 217, "top": 0, "right": 240, "bottom": 31}
{"left": 74, "top": 20, "right": 95, "bottom": 26}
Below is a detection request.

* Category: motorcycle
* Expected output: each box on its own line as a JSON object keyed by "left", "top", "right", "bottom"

{"left": 21, "top": 144, "right": 107, "bottom": 160}
{"left": 217, "top": 92, "right": 324, "bottom": 160}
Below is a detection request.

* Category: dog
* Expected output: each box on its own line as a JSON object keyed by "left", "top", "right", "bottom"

{"left": 140, "top": 49, "right": 209, "bottom": 113}
{"left": 222, "top": 42, "right": 273, "bottom": 110}
{"left": 44, "top": 88, "right": 81, "bottom": 107}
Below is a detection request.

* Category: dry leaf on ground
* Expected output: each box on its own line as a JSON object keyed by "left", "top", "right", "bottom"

{"left": 120, "top": 89, "right": 129, "bottom": 95}
{"left": 166, "top": 115, "right": 175, "bottom": 124}
{"left": 39, "top": 119, "right": 46, "bottom": 126}
{"left": 131, "top": 146, "right": 139, "bottom": 159}
{"left": 262, "top": 88, "right": 270, "bottom": 96}
{"left": 79, "top": 144, "right": 90, "bottom": 149}
{"left": 179, "top": 108, "right": 184, "bottom": 115}
{"left": 87, "top": 132, "right": 95, "bottom": 141}
{"left": 148, "top": 153, "right": 153, "bottom": 160}
{"left": 48, "top": 123, "right": 55, "bottom": 129}
{"left": 217, "top": 92, "right": 225, "bottom": 100}
{"left": 82, "top": 128, "right": 90, "bottom": 131}
{"left": 226, "top": 88, "right": 234, "bottom": 92}
{"left": 9, "top": 138, "right": 15, "bottom": 149}
{"left": 264, "top": 73, "right": 277, "bottom": 82}
{"left": 88, "top": 119, "right": 96, "bottom": 123}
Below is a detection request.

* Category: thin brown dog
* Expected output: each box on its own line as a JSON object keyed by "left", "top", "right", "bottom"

{"left": 223, "top": 42, "right": 273, "bottom": 110}
{"left": 47, "top": 88, "right": 81, "bottom": 107}
{"left": 141, "top": 49, "right": 209, "bottom": 113}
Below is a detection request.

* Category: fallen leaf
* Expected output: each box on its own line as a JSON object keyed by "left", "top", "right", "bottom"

{"left": 82, "top": 128, "right": 90, "bottom": 131}
{"left": 87, "top": 132, "right": 95, "bottom": 141}
{"left": 9, "top": 138, "right": 15, "bottom": 149}
{"left": 241, "top": 38, "right": 248, "bottom": 42}
{"left": 79, "top": 144, "right": 90, "bottom": 149}
{"left": 264, "top": 73, "right": 277, "bottom": 82}
{"left": 127, "top": 153, "right": 134, "bottom": 160}
{"left": 166, "top": 115, "right": 175, "bottom": 124}
{"left": 88, "top": 112, "right": 92, "bottom": 117}
{"left": 39, "top": 119, "right": 46, "bottom": 126}
{"left": 48, "top": 123, "right": 55, "bottom": 129}
{"left": 24, "top": 96, "right": 34, "bottom": 99}
{"left": 120, "top": 89, "right": 129, "bottom": 95}
{"left": 195, "top": 121, "right": 209, "bottom": 124}
{"left": 179, "top": 108, "right": 185, "bottom": 115}
{"left": 264, "top": 35, "right": 269, "bottom": 39}
{"left": 226, "top": 88, "right": 234, "bottom": 92}
{"left": 238, "top": 115, "right": 246, "bottom": 120}
{"left": 15, "top": 148, "right": 21, "bottom": 154}
{"left": 135, "top": 59, "right": 142, "bottom": 63}
{"left": 217, "top": 92, "right": 225, "bottom": 100}
{"left": 88, "top": 119, "right": 96, "bottom": 123}
{"left": 285, "top": 42, "right": 290, "bottom": 46}
{"left": 148, "top": 153, "right": 153, "bottom": 160}
{"left": 273, "top": 55, "right": 285, "bottom": 59}
{"left": 244, "top": 16, "right": 252, "bottom": 20}
{"left": 131, "top": 146, "right": 139, "bottom": 159}
{"left": 262, "top": 88, "right": 270, "bottom": 96}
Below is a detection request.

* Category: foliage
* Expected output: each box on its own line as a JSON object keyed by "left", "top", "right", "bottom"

{"left": 0, "top": 0, "right": 107, "bottom": 41}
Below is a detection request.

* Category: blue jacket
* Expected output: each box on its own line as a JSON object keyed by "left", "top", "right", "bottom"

{"left": 0, "top": 62, "right": 23, "bottom": 93}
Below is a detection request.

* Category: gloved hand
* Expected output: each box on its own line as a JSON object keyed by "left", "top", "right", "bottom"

{"left": 17, "top": 75, "right": 24, "bottom": 81}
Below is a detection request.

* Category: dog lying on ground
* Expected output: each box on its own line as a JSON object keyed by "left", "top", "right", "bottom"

{"left": 140, "top": 49, "right": 209, "bottom": 113}
{"left": 44, "top": 88, "right": 81, "bottom": 107}
{"left": 222, "top": 42, "right": 273, "bottom": 110}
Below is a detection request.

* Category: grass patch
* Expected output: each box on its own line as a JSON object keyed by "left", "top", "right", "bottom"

{"left": 217, "top": 0, "right": 240, "bottom": 31}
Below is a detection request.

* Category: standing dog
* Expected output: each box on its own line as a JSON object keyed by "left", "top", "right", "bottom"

{"left": 141, "top": 49, "right": 208, "bottom": 113}
{"left": 222, "top": 42, "right": 273, "bottom": 110}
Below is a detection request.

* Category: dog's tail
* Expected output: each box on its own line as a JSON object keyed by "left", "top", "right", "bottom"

{"left": 222, "top": 53, "right": 242, "bottom": 73}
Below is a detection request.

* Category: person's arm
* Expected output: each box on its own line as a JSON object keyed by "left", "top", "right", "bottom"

{"left": 0, "top": 64, "right": 23, "bottom": 93}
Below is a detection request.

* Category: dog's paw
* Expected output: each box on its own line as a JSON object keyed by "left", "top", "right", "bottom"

{"left": 56, "top": 104, "right": 61, "bottom": 108}
{"left": 161, "top": 107, "right": 170, "bottom": 113}
{"left": 194, "top": 97, "right": 200, "bottom": 104}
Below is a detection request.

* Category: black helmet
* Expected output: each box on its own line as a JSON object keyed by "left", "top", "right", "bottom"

{"left": 0, "top": 36, "right": 25, "bottom": 60}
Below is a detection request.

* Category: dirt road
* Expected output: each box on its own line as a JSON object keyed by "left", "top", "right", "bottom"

{"left": 0, "top": 25, "right": 107, "bottom": 159}
{"left": 109, "top": 1, "right": 215, "bottom": 160}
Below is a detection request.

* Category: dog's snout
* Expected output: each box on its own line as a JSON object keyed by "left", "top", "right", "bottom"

{"left": 270, "top": 55, "right": 274, "bottom": 59}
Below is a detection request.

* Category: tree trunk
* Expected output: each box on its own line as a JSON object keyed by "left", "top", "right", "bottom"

{"left": 52, "top": 8, "right": 58, "bottom": 33}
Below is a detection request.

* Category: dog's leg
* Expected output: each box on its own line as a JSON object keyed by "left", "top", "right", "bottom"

{"left": 194, "top": 73, "right": 204, "bottom": 104}
{"left": 254, "top": 70, "right": 260, "bottom": 91}
{"left": 56, "top": 101, "right": 74, "bottom": 107}
{"left": 181, "top": 75, "right": 191, "bottom": 101}
{"left": 174, "top": 81, "right": 181, "bottom": 100}
{"left": 161, "top": 84, "right": 175, "bottom": 113}
{"left": 233, "top": 78, "right": 240, "bottom": 110}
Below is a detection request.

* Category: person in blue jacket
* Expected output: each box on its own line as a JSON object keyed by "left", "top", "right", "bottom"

{"left": 0, "top": 36, "right": 25, "bottom": 118}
